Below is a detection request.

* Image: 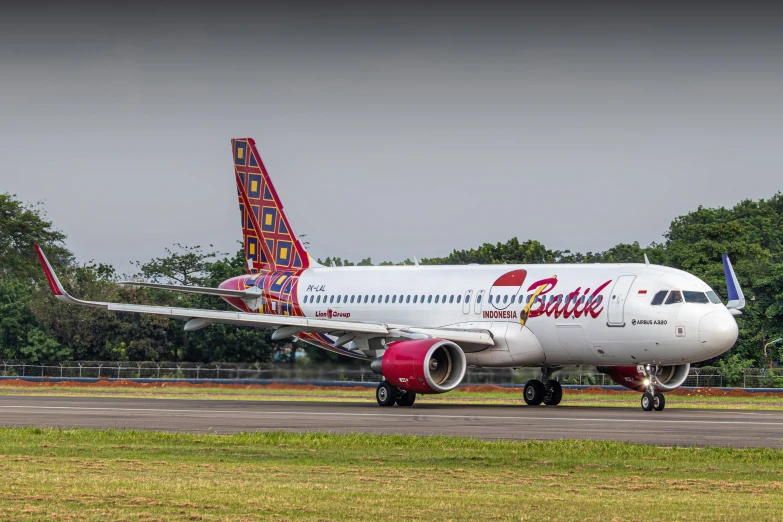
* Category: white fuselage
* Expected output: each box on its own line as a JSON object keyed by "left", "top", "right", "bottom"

{"left": 293, "top": 263, "right": 738, "bottom": 367}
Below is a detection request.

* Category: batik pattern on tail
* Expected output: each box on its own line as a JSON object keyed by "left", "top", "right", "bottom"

{"left": 232, "top": 138, "right": 310, "bottom": 273}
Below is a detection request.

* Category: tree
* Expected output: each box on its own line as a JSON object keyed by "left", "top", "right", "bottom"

{"left": 132, "top": 243, "right": 227, "bottom": 286}
{"left": 0, "top": 193, "right": 72, "bottom": 282}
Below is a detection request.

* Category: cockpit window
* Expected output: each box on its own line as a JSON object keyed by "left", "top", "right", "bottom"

{"left": 706, "top": 291, "right": 722, "bottom": 304}
{"left": 683, "top": 291, "right": 710, "bottom": 304}
{"left": 665, "top": 290, "right": 683, "bottom": 305}
{"left": 650, "top": 290, "right": 668, "bottom": 306}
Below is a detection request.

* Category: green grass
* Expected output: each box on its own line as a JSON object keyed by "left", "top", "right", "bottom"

{"left": 0, "top": 428, "right": 781, "bottom": 521}
{"left": 2, "top": 382, "right": 783, "bottom": 409}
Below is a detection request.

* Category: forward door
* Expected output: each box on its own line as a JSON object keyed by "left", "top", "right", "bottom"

{"left": 606, "top": 275, "right": 636, "bottom": 326}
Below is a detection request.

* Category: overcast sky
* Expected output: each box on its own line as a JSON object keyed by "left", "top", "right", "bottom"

{"left": 2, "top": 2, "right": 781, "bottom": 272}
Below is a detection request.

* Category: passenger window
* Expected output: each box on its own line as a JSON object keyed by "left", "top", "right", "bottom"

{"left": 477, "top": 294, "right": 482, "bottom": 304}
{"left": 435, "top": 295, "right": 440, "bottom": 304}
{"left": 364, "top": 295, "right": 368, "bottom": 303}
{"left": 392, "top": 295, "right": 396, "bottom": 303}
{"left": 420, "top": 295, "right": 425, "bottom": 302}
{"left": 406, "top": 295, "right": 411, "bottom": 303}
{"left": 665, "top": 291, "right": 683, "bottom": 305}
{"left": 371, "top": 295, "right": 375, "bottom": 303}
{"left": 336, "top": 295, "right": 341, "bottom": 303}
{"left": 330, "top": 295, "right": 334, "bottom": 303}
{"left": 350, "top": 295, "right": 355, "bottom": 303}
{"left": 683, "top": 291, "right": 710, "bottom": 304}
{"left": 428, "top": 295, "right": 432, "bottom": 303}
{"left": 503, "top": 295, "right": 508, "bottom": 304}
{"left": 595, "top": 295, "right": 602, "bottom": 305}
{"left": 650, "top": 290, "right": 668, "bottom": 306}
{"left": 413, "top": 295, "right": 418, "bottom": 303}
{"left": 449, "top": 295, "right": 454, "bottom": 304}
{"left": 385, "top": 295, "right": 390, "bottom": 303}
{"left": 466, "top": 294, "right": 471, "bottom": 303}
{"left": 457, "top": 295, "right": 461, "bottom": 304}
{"left": 706, "top": 291, "right": 722, "bottom": 304}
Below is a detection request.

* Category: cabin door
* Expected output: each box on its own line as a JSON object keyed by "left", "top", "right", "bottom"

{"left": 606, "top": 275, "right": 636, "bottom": 326}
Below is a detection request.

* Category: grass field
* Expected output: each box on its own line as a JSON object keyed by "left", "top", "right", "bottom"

{"left": 2, "top": 381, "right": 783, "bottom": 410}
{"left": 0, "top": 427, "right": 782, "bottom": 521}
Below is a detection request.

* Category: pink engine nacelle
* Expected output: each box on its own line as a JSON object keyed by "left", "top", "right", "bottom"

{"left": 373, "top": 338, "right": 467, "bottom": 394}
{"left": 598, "top": 364, "right": 691, "bottom": 392}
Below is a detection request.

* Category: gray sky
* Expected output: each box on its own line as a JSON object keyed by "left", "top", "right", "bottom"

{"left": 2, "top": 2, "right": 781, "bottom": 272}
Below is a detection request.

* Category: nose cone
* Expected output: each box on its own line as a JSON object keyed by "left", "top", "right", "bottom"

{"left": 699, "top": 310, "right": 739, "bottom": 357}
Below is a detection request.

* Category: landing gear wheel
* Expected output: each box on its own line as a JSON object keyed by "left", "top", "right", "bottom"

{"left": 396, "top": 390, "right": 416, "bottom": 407}
{"left": 653, "top": 392, "right": 665, "bottom": 411}
{"left": 376, "top": 381, "right": 397, "bottom": 407}
{"left": 641, "top": 391, "right": 654, "bottom": 411}
{"left": 542, "top": 380, "right": 563, "bottom": 406}
{"left": 523, "top": 379, "right": 546, "bottom": 406}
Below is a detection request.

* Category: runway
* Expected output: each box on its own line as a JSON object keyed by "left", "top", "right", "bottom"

{"left": 1, "top": 396, "right": 781, "bottom": 448}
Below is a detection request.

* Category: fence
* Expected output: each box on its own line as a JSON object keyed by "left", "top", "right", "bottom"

{"left": 0, "top": 361, "right": 780, "bottom": 388}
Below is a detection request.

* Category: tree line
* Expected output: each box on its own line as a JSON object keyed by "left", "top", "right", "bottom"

{"left": 1, "top": 192, "right": 782, "bottom": 367}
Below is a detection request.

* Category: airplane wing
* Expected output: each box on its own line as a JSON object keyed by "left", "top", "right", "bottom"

{"left": 34, "top": 245, "right": 494, "bottom": 347}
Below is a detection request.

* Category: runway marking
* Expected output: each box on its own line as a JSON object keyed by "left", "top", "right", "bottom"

{"left": 2, "top": 405, "right": 783, "bottom": 426}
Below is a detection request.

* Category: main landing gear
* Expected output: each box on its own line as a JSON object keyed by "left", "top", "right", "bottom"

{"left": 523, "top": 368, "right": 562, "bottom": 406}
{"left": 376, "top": 381, "right": 416, "bottom": 407}
{"left": 640, "top": 365, "right": 666, "bottom": 412}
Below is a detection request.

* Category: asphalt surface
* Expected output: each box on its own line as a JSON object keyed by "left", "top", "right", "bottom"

{"left": 0, "top": 396, "right": 781, "bottom": 448}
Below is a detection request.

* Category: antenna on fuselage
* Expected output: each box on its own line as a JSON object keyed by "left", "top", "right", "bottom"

{"left": 414, "top": 257, "right": 419, "bottom": 266}
{"left": 644, "top": 254, "right": 650, "bottom": 266}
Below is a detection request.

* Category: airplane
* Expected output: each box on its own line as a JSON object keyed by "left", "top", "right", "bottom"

{"left": 34, "top": 137, "right": 742, "bottom": 411}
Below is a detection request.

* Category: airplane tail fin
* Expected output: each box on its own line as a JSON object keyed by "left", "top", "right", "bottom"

{"left": 231, "top": 138, "right": 312, "bottom": 273}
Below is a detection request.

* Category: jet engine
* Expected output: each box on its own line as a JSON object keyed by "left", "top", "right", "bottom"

{"left": 370, "top": 338, "right": 467, "bottom": 394}
{"left": 597, "top": 363, "right": 690, "bottom": 392}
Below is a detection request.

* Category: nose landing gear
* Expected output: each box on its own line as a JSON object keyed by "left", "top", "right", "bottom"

{"left": 640, "top": 365, "right": 666, "bottom": 411}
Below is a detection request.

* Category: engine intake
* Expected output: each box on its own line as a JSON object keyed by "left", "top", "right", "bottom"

{"left": 597, "top": 363, "right": 690, "bottom": 392}
{"left": 370, "top": 338, "right": 467, "bottom": 394}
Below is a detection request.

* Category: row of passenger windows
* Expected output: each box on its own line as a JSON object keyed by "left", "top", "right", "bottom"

{"left": 303, "top": 293, "right": 604, "bottom": 306}
{"left": 305, "top": 294, "right": 466, "bottom": 305}
{"left": 650, "top": 290, "right": 721, "bottom": 305}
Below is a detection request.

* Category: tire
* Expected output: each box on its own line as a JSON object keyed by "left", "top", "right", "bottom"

{"left": 542, "top": 380, "right": 563, "bottom": 406}
{"left": 653, "top": 392, "right": 665, "bottom": 411}
{"left": 523, "top": 379, "right": 545, "bottom": 406}
{"left": 376, "top": 381, "right": 397, "bottom": 407}
{"left": 396, "top": 390, "right": 416, "bottom": 407}
{"left": 641, "top": 391, "right": 654, "bottom": 411}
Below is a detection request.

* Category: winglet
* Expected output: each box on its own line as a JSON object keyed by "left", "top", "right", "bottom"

{"left": 33, "top": 244, "right": 108, "bottom": 308}
{"left": 34, "top": 243, "right": 64, "bottom": 296}
{"left": 722, "top": 254, "right": 745, "bottom": 310}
